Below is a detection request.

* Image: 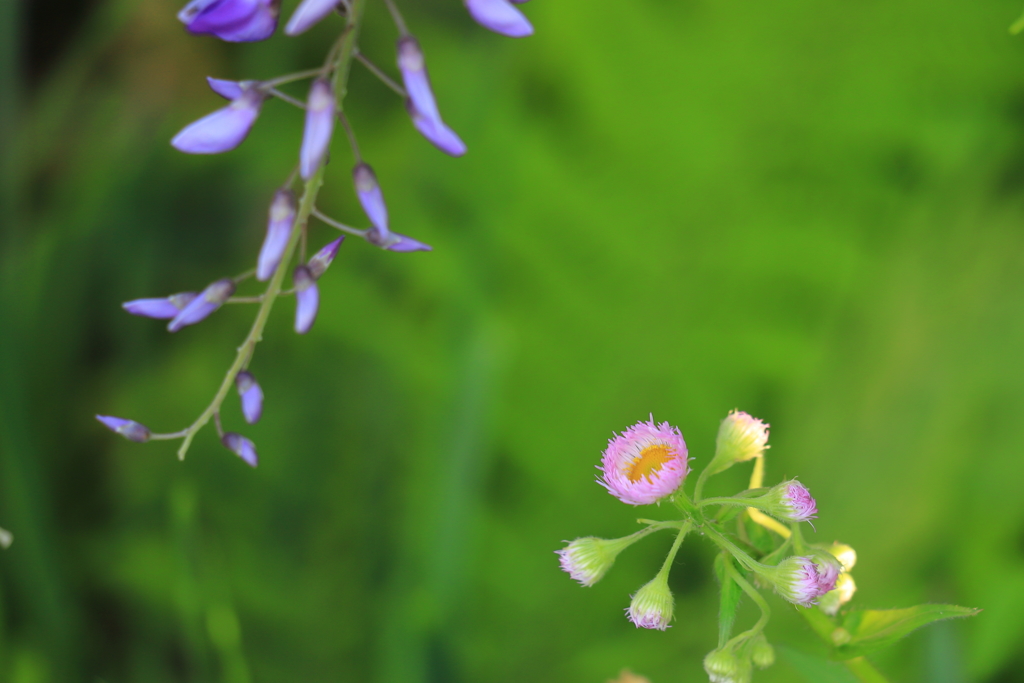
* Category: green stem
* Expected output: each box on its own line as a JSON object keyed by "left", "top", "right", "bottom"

{"left": 655, "top": 521, "right": 692, "bottom": 578}
{"left": 175, "top": 0, "right": 368, "bottom": 460}
{"left": 723, "top": 560, "right": 770, "bottom": 640}
{"left": 692, "top": 466, "right": 712, "bottom": 502}
{"left": 844, "top": 657, "right": 891, "bottom": 683}
{"left": 703, "top": 524, "right": 767, "bottom": 575}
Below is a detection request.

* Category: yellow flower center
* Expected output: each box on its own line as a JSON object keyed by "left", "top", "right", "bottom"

{"left": 627, "top": 443, "right": 675, "bottom": 483}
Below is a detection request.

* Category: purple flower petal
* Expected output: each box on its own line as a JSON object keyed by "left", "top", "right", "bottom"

{"left": 396, "top": 37, "right": 467, "bottom": 157}
{"left": 257, "top": 189, "right": 297, "bottom": 281}
{"left": 464, "top": 0, "right": 533, "bottom": 37}
{"left": 122, "top": 292, "right": 198, "bottom": 319}
{"left": 179, "top": 0, "right": 279, "bottom": 42}
{"left": 284, "top": 0, "right": 340, "bottom": 35}
{"left": 300, "top": 79, "right": 336, "bottom": 179}
{"left": 368, "top": 229, "right": 432, "bottom": 252}
{"left": 353, "top": 163, "right": 388, "bottom": 237}
{"left": 168, "top": 278, "right": 235, "bottom": 332}
{"left": 306, "top": 236, "right": 344, "bottom": 280}
{"left": 171, "top": 89, "right": 265, "bottom": 154}
{"left": 207, "top": 77, "right": 249, "bottom": 100}
{"left": 222, "top": 432, "right": 259, "bottom": 467}
{"left": 96, "top": 415, "right": 151, "bottom": 443}
{"left": 235, "top": 370, "right": 264, "bottom": 424}
{"left": 293, "top": 265, "right": 319, "bottom": 334}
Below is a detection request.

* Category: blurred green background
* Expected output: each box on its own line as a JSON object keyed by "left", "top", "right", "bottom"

{"left": 2, "top": 0, "right": 1024, "bottom": 681}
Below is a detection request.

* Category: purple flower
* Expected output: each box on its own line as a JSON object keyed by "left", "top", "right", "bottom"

{"left": 257, "top": 189, "right": 297, "bottom": 281}
{"left": 598, "top": 417, "right": 689, "bottom": 506}
{"left": 171, "top": 88, "right": 265, "bottom": 154}
{"left": 367, "top": 229, "right": 432, "bottom": 252}
{"left": 779, "top": 481, "right": 818, "bottom": 523}
{"left": 207, "top": 76, "right": 256, "bottom": 100}
{"left": 293, "top": 265, "right": 319, "bottom": 334}
{"left": 464, "top": 0, "right": 533, "bottom": 38}
{"left": 178, "top": 0, "right": 280, "bottom": 42}
{"left": 122, "top": 292, "right": 198, "bottom": 319}
{"left": 235, "top": 371, "right": 264, "bottom": 424}
{"left": 353, "top": 163, "right": 388, "bottom": 238}
{"left": 96, "top": 415, "right": 151, "bottom": 443}
{"left": 168, "top": 278, "right": 236, "bottom": 332}
{"left": 284, "top": 0, "right": 341, "bottom": 35}
{"left": 306, "top": 237, "right": 344, "bottom": 280}
{"left": 397, "top": 37, "right": 467, "bottom": 157}
{"left": 300, "top": 78, "right": 336, "bottom": 179}
{"left": 222, "top": 432, "right": 259, "bottom": 467}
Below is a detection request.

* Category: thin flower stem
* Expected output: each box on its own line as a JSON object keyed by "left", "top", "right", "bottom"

{"left": 149, "top": 429, "right": 191, "bottom": 440}
{"left": 702, "top": 524, "right": 767, "bottom": 574}
{"left": 656, "top": 520, "right": 693, "bottom": 577}
{"left": 693, "top": 466, "right": 712, "bottom": 503}
{"left": 311, "top": 207, "right": 368, "bottom": 237}
{"left": 354, "top": 52, "right": 407, "bottom": 97}
{"left": 381, "top": 0, "right": 409, "bottom": 36}
{"left": 264, "top": 67, "right": 326, "bottom": 88}
{"left": 338, "top": 109, "right": 362, "bottom": 162}
{"left": 213, "top": 411, "right": 225, "bottom": 437}
{"left": 700, "top": 496, "right": 769, "bottom": 509}
{"left": 723, "top": 560, "right": 771, "bottom": 637}
{"left": 233, "top": 268, "right": 256, "bottom": 282}
{"left": 226, "top": 296, "right": 264, "bottom": 304}
{"left": 175, "top": 0, "right": 368, "bottom": 460}
{"left": 268, "top": 88, "right": 307, "bottom": 110}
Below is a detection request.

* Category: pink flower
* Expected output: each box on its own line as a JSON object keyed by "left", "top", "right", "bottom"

{"left": 598, "top": 417, "right": 689, "bottom": 505}
{"left": 779, "top": 481, "right": 817, "bottom": 522}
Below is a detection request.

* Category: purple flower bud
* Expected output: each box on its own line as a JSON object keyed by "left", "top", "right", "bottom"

{"left": 96, "top": 415, "right": 151, "bottom": 443}
{"left": 178, "top": 0, "right": 280, "bottom": 42}
{"left": 779, "top": 481, "right": 818, "bottom": 523}
{"left": 168, "top": 278, "right": 235, "bottom": 332}
{"left": 235, "top": 371, "right": 264, "bottom": 424}
{"left": 293, "top": 265, "right": 319, "bottom": 334}
{"left": 353, "top": 163, "right": 389, "bottom": 237}
{"left": 221, "top": 432, "right": 259, "bottom": 467}
{"left": 122, "top": 292, "right": 198, "bottom": 319}
{"left": 171, "top": 89, "right": 265, "bottom": 154}
{"left": 206, "top": 76, "right": 256, "bottom": 100}
{"left": 397, "top": 38, "right": 467, "bottom": 157}
{"left": 464, "top": 0, "right": 533, "bottom": 38}
{"left": 306, "top": 236, "right": 344, "bottom": 280}
{"left": 284, "top": 0, "right": 340, "bottom": 35}
{"left": 368, "top": 228, "right": 432, "bottom": 252}
{"left": 300, "top": 79, "right": 336, "bottom": 179}
{"left": 257, "top": 190, "right": 297, "bottom": 281}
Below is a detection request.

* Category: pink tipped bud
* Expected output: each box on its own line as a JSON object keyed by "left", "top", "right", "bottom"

{"left": 96, "top": 415, "right": 151, "bottom": 443}
{"left": 762, "top": 479, "right": 818, "bottom": 523}
{"left": 768, "top": 554, "right": 841, "bottom": 607}
{"left": 306, "top": 236, "right": 344, "bottom": 280}
{"left": 626, "top": 574, "right": 674, "bottom": 630}
{"left": 221, "top": 432, "right": 258, "bottom": 467}
{"left": 707, "top": 410, "right": 769, "bottom": 476}
{"left": 235, "top": 371, "right": 264, "bottom": 424}
{"left": 293, "top": 265, "right": 319, "bottom": 334}
{"left": 257, "top": 190, "right": 297, "bottom": 281}
{"left": 300, "top": 79, "right": 336, "bottom": 179}
{"left": 168, "top": 278, "right": 235, "bottom": 332}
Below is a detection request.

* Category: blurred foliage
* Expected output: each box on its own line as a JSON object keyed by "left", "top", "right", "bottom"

{"left": 2, "top": 0, "right": 1024, "bottom": 681}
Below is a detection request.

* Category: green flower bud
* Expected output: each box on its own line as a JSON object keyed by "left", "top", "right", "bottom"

{"left": 818, "top": 572, "right": 857, "bottom": 616}
{"left": 749, "top": 634, "right": 775, "bottom": 669}
{"left": 704, "top": 644, "right": 753, "bottom": 683}
{"left": 706, "top": 411, "right": 769, "bottom": 476}
{"left": 627, "top": 574, "right": 675, "bottom": 630}
{"left": 556, "top": 536, "right": 633, "bottom": 587}
{"left": 827, "top": 542, "right": 857, "bottom": 572}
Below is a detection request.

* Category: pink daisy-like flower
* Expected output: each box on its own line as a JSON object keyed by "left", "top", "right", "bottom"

{"left": 598, "top": 417, "right": 689, "bottom": 506}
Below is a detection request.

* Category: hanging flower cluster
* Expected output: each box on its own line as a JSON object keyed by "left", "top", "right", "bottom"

{"left": 557, "top": 412, "right": 848, "bottom": 680}
{"left": 97, "top": 0, "right": 535, "bottom": 465}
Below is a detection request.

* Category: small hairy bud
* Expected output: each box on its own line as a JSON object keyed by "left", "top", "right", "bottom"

{"left": 626, "top": 574, "right": 674, "bottom": 630}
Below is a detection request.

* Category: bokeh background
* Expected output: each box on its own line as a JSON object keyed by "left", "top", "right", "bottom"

{"left": 2, "top": 0, "right": 1024, "bottom": 681}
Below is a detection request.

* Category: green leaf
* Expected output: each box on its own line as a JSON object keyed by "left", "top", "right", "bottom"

{"left": 776, "top": 645, "right": 859, "bottom": 683}
{"left": 834, "top": 604, "right": 981, "bottom": 660}
{"left": 714, "top": 553, "right": 743, "bottom": 646}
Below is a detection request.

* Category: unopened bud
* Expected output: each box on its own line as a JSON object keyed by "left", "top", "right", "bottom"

{"left": 818, "top": 572, "right": 857, "bottom": 616}
{"left": 235, "top": 371, "right": 264, "bottom": 424}
{"left": 749, "top": 634, "right": 775, "bottom": 669}
{"left": 703, "top": 645, "right": 752, "bottom": 683}
{"left": 556, "top": 536, "right": 631, "bottom": 587}
{"left": 300, "top": 79, "right": 335, "bottom": 179}
{"left": 123, "top": 292, "right": 198, "bottom": 319}
{"left": 168, "top": 278, "right": 235, "bottom": 332}
{"left": 221, "top": 432, "right": 258, "bottom": 467}
{"left": 257, "top": 190, "right": 297, "bottom": 281}
{"left": 766, "top": 554, "right": 839, "bottom": 607}
{"left": 397, "top": 37, "right": 467, "bottom": 157}
{"left": 285, "top": 0, "right": 340, "bottom": 36}
{"left": 761, "top": 479, "right": 817, "bottom": 523}
{"left": 293, "top": 265, "right": 319, "bottom": 334}
{"left": 827, "top": 543, "right": 857, "bottom": 572}
{"left": 353, "top": 163, "right": 389, "bottom": 238}
{"left": 367, "top": 228, "right": 432, "bottom": 252}
{"left": 464, "top": 0, "right": 534, "bottom": 38}
{"left": 96, "top": 415, "right": 151, "bottom": 443}
{"left": 707, "top": 411, "right": 769, "bottom": 476}
{"left": 172, "top": 88, "right": 266, "bottom": 154}
{"left": 627, "top": 574, "right": 674, "bottom": 630}
{"left": 306, "top": 236, "right": 344, "bottom": 280}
